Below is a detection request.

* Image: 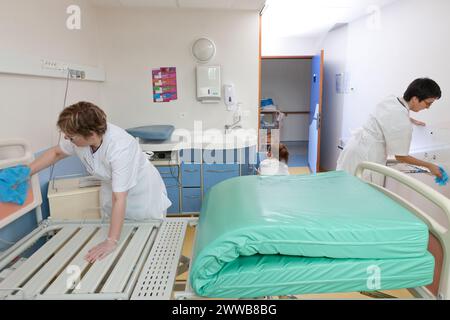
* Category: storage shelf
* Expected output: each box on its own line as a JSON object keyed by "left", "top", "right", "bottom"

{"left": 260, "top": 110, "right": 310, "bottom": 115}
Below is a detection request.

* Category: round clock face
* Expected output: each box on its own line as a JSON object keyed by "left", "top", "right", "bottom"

{"left": 192, "top": 38, "right": 216, "bottom": 63}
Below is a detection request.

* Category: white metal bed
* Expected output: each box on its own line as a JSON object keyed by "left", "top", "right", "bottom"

{"left": 176, "top": 162, "right": 450, "bottom": 300}
{"left": 355, "top": 162, "right": 450, "bottom": 300}
{"left": 0, "top": 140, "right": 195, "bottom": 300}
{"left": 1, "top": 140, "right": 449, "bottom": 300}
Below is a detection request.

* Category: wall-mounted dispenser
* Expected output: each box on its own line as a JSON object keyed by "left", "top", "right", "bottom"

{"left": 196, "top": 65, "right": 221, "bottom": 103}
{"left": 224, "top": 83, "right": 237, "bottom": 111}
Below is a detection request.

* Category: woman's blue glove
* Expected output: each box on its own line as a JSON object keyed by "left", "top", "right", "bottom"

{"left": 435, "top": 166, "right": 449, "bottom": 186}
{"left": 0, "top": 165, "right": 31, "bottom": 205}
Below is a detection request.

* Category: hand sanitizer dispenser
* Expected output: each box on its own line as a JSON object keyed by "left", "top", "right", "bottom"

{"left": 196, "top": 65, "right": 221, "bottom": 103}
{"left": 224, "top": 83, "right": 237, "bottom": 111}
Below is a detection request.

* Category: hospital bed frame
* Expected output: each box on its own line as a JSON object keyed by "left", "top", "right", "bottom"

{"left": 175, "top": 162, "right": 450, "bottom": 300}
{"left": 0, "top": 140, "right": 197, "bottom": 300}
{"left": 0, "top": 140, "right": 449, "bottom": 300}
{"left": 356, "top": 162, "right": 450, "bottom": 300}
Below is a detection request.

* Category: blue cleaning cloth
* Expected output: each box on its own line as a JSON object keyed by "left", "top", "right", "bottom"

{"left": 0, "top": 165, "right": 31, "bottom": 205}
{"left": 435, "top": 166, "right": 449, "bottom": 186}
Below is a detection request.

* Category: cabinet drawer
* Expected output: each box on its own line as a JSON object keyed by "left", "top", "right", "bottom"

{"left": 240, "top": 146, "right": 257, "bottom": 176}
{"left": 181, "top": 188, "right": 202, "bottom": 213}
{"left": 202, "top": 149, "right": 239, "bottom": 164}
{"left": 181, "top": 163, "right": 201, "bottom": 187}
{"left": 49, "top": 190, "right": 101, "bottom": 220}
{"left": 156, "top": 165, "right": 179, "bottom": 179}
{"left": 166, "top": 185, "right": 180, "bottom": 214}
{"left": 162, "top": 176, "right": 179, "bottom": 188}
{"left": 47, "top": 178, "right": 101, "bottom": 220}
{"left": 180, "top": 149, "right": 202, "bottom": 164}
{"left": 203, "top": 164, "right": 239, "bottom": 195}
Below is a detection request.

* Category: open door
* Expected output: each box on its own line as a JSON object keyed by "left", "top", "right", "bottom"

{"left": 308, "top": 50, "right": 324, "bottom": 173}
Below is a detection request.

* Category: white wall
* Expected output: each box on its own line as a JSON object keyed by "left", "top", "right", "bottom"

{"left": 320, "top": 0, "right": 450, "bottom": 170}
{"left": 95, "top": 8, "right": 259, "bottom": 133}
{"left": 262, "top": 35, "right": 320, "bottom": 57}
{"left": 261, "top": 59, "right": 311, "bottom": 141}
{"left": 0, "top": 0, "right": 103, "bottom": 151}
{"left": 320, "top": 24, "right": 349, "bottom": 170}
{"left": 0, "top": 3, "right": 260, "bottom": 151}
{"left": 261, "top": 59, "right": 311, "bottom": 110}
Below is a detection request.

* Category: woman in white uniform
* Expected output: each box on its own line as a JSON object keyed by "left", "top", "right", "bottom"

{"left": 337, "top": 78, "right": 442, "bottom": 183}
{"left": 30, "top": 102, "right": 171, "bottom": 262}
{"left": 258, "top": 143, "right": 290, "bottom": 176}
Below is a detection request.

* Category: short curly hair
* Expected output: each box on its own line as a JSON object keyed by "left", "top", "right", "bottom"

{"left": 57, "top": 101, "right": 107, "bottom": 138}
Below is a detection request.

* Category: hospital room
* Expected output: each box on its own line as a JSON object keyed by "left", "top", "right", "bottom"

{"left": 1, "top": 0, "right": 450, "bottom": 307}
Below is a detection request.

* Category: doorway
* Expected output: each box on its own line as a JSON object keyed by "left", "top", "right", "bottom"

{"left": 260, "top": 56, "right": 313, "bottom": 173}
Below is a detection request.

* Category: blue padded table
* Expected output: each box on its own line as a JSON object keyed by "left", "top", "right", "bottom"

{"left": 126, "top": 125, "right": 175, "bottom": 142}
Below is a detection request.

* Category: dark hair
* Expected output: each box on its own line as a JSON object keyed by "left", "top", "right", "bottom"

{"left": 403, "top": 78, "right": 442, "bottom": 102}
{"left": 279, "top": 143, "right": 289, "bottom": 164}
{"left": 57, "top": 101, "right": 107, "bottom": 138}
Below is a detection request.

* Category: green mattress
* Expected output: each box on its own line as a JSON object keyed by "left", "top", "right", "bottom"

{"left": 195, "top": 253, "right": 434, "bottom": 298}
{"left": 190, "top": 171, "right": 434, "bottom": 298}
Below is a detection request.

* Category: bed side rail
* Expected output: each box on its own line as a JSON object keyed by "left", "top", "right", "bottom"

{"left": 356, "top": 161, "right": 450, "bottom": 299}
{"left": 0, "top": 139, "right": 43, "bottom": 229}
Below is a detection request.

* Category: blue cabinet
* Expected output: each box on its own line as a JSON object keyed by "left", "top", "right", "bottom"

{"left": 166, "top": 184, "right": 180, "bottom": 214}
{"left": 240, "top": 146, "right": 257, "bottom": 176}
{"left": 180, "top": 149, "right": 202, "bottom": 164}
{"left": 154, "top": 146, "right": 255, "bottom": 214}
{"left": 181, "top": 163, "right": 201, "bottom": 187}
{"left": 156, "top": 165, "right": 180, "bottom": 214}
{"left": 180, "top": 151, "right": 202, "bottom": 213}
{"left": 182, "top": 188, "right": 202, "bottom": 213}
{"left": 203, "top": 164, "right": 240, "bottom": 196}
{"left": 202, "top": 148, "right": 239, "bottom": 165}
{"left": 156, "top": 165, "right": 179, "bottom": 180}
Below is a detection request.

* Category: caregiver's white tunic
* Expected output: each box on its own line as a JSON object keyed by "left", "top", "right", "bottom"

{"left": 337, "top": 96, "right": 412, "bottom": 182}
{"left": 60, "top": 123, "right": 171, "bottom": 220}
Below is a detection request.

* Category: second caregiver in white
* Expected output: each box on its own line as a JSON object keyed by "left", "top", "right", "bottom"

{"left": 29, "top": 102, "right": 171, "bottom": 262}
{"left": 337, "top": 78, "right": 443, "bottom": 182}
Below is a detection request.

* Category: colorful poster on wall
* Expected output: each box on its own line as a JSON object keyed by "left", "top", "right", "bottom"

{"left": 152, "top": 67, "right": 177, "bottom": 102}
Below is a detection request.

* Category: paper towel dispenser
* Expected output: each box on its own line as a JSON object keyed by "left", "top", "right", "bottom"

{"left": 196, "top": 65, "right": 221, "bottom": 103}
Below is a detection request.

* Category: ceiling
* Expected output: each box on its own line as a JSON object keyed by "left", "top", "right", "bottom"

{"left": 90, "top": 0, "right": 399, "bottom": 38}
{"left": 90, "top": 0, "right": 267, "bottom": 11}
{"left": 262, "top": 0, "right": 399, "bottom": 38}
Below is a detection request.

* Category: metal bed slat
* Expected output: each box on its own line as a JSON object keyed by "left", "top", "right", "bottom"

{"left": 101, "top": 224, "right": 155, "bottom": 294}
{"left": 43, "top": 226, "right": 108, "bottom": 295}
{"left": 19, "top": 226, "right": 97, "bottom": 297}
{"left": 0, "top": 226, "right": 79, "bottom": 297}
{"left": 73, "top": 226, "right": 134, "bottom": 294}
{"left": 131, "top": 220, "right": 187, "bottom": 300}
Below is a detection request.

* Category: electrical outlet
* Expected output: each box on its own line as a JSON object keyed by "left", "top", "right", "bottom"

{"left": 242, "top": 109, "right": 250, "bottom": 117}
{"left": 41, "top": 59, "right": 67, "bottom": 71}
{"left": 69, "top": 69, "right": 86, "bottom": 79}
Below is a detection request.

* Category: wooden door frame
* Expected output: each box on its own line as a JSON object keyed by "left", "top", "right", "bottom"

{"left": 258, "top": 46, "right": 314, "bottom": 146}
{"left": 261, "top": 55, "right": 314, "bottom": 60}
